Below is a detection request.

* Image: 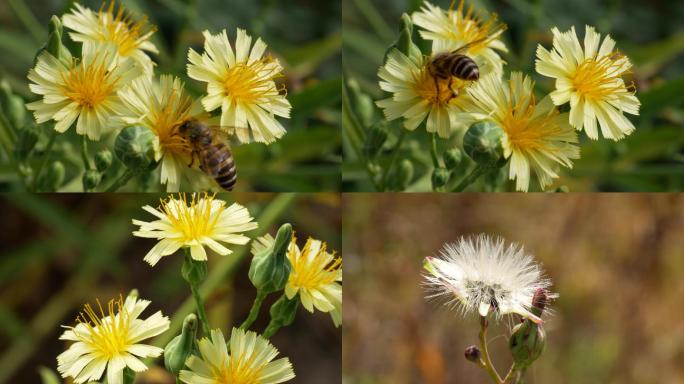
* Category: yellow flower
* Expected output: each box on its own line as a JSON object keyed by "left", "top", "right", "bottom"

{"left": 57, "top": 295, "right": 170, "bottom": 384}
{"left": 26, "top": 44, "right": 138, "bottom": 140}
{"left": 376, "top": 49, "right": 471, "bottom": 137}
{"left": 179, "top": 328, "right": 295, "bottom": 384}
{"left": 285, "top": 236, "right": 342, "bottom": 327}
{"left": 463, "top": 72, "right": 580, "bottom": 191}
{"left": 62, "top": 1, "right": 158, "bottom": 74}
{"left": 118, "top": 74, "right": 210, "bottom": 191}
{"left": 187, "top": 29, "right": 291, "bottom": 144}
{"left": 536, "top": 25, "right": 640, "bottom": 140}
{"left": 132, "top": 193, "right": 258, "bottom": 266}
{"left": 412, "top": 0, "right": 507, "bottom": 76}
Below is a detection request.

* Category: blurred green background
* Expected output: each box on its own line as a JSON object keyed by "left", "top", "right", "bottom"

{"left": 0, "top": 193, "right": 341, "bottom": 383}
{"left": 0, "top": 0, "right": 341, "bottom": 192}
{"left": 343, "top": 0, "right": 684, "bottom": 191}
{"left": 343, "top": 193, "right": 684, "bottom": 383}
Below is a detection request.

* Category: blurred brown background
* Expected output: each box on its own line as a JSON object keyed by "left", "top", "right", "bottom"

{"left": 343, "top": 194, "right": 684, "bottom": 384}
{"left": 0, "top": 193, "right": 341, "bottom": 384}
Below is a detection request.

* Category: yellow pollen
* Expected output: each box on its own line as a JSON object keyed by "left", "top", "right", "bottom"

{"left": 151, "top": 89, "right": 194, "bottom": 156}
{"left": 98, "top": 1, "right": 156, "bottom": 56}
{"left": 289, "top": 239, "right": 341, "bottom": 290}
{"left": 501, "top": 88, "right": 561, "bottom": 151}
{"left": 446, "top": 0, "right": 507, "bottom": 54}
{"left": 222, "top": 58, "right": 280, "bottom": 104}
{"left": 73, "top": 296, "right": 129, "bottom": 359}
{"left": 160, "top": 193, "right": 222, "bottom": 242}
{"left": 571, "top": 53, "right": 629, "bottom": 101}
{"left": 413, "top": 67, "right": 463, "bottom": 105}
{"left": 215, "top": 353, "right": 263, "bottom": 384}
{"left": 60, "top": 56, "right": 117, "bottom": 109}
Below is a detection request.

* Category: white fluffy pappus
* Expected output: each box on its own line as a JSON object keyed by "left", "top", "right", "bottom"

{"left": 423, "top": 234, "right": 556, "bottom": 323}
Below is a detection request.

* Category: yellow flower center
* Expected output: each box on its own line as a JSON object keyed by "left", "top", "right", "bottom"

{"left": 214, "top": 355, "right": 263, "bottom": 384}
{"left": 413, "top": 67, "right": 464, "bottom": 106}
{"left": 221, "top": 58, "right": 280, "bottom": 105}
{"left": 98, "top": 1, "right": 155, "bottom": 56}
{"left": 61, "top": 56, "right": 117, "bottom": 109}
{"left": 288, "top": 239, "right": 341, "bottom": 290}
{"left": 74, "top": 296, "right": 130, "bottom": 359}
{"left": 150, "top": 90, "right": 195, "bottom": 156}
{"left": 501, "top": 92, "right": 561, "bottom": 152}
{"left": 160, "top": 193, "right": 223, "bottom": 242}
{"left": 445, "top": 0, "right": 506, "bottom": 54}
{"left": 570, "top": 53, "right": 628, "bottom": 101}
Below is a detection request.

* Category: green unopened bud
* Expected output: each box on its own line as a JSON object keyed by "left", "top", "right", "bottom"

{"left": 38, "top": 367, "right": 60, "bottom": 384}
{"left": 363, "top": 121, "right": 388, "bottom": 159}
{"left": 464, "top": 345, "right": 481, "bottom": 363}
{"left": 248, "top": 223, "right": 293, "bottom": 294}
{"left": 396, "top": 159, "right": 414, "bottom": 190}
{"left": 347, "top": 78, "right": 375, "bottom": 128}
{"left": 268, "top": 294, "right": 300, "bottom": 330}
{"left": 46, "top": 16, "right": 71, "bottom": 63}
{"left": 0, "top": 80, "right": 26, "bottom": 129}
{"left": 463, "top": 121, "right": 505, "bottom": 167}
{"left": 164, "top": 314, "right": 198, "bottom": 376}
{"left": 114, "top": 125, "right": 157, "bottom": 172}
{"left": 13, "top": 124, "right": 40, "bottom": 162}
{"left": 38, "top": 161, "right": 65, "bottom": 191}
{"left": 94, "top": 149, "right": 113, "bottom": 172}
{"left": 443, "top": 148, "right": 463, "bottom": 170}
{"left": 182, "top": 253, "right": 208, "bottom": 285}
{"left": 431, "top": 167, "right": 450, "bottom": 190}
{"left": 509, "top": 289, "right": 549, "bottom": 370}
{"left": 83, "top": 169, "right": 102, "bottom": 191}
{"left": 384, "top": 13, "right": 422, "bottom": 63}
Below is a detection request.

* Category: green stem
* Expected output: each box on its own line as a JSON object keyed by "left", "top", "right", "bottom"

{"left": 81, "top": 135, "right": 91, "bottom": 170}
{"left": 381, "top": 129, "right": 407, "bottom": 190}
{"left": 190, "top": 283, "right": 211, "bottom": 336}
{"left": 262, "top": 319, "right": 281, "bottom": 339}
{"left": 239, "top": 290, "right": 267, "bottom": 331}
{"left": 479, "top": 316, "right": 503, "bottom": 384}
{"left": 104, "top": 169, "right": 135, "bottom": 192}
{"left": 430, "top": 133, "right": 440, "bottom": 168}
{"left": 32, "top": 130, "right": 57, "bottom": 191}
{"left": 449, "top": 165, "right": 489, "bottom": 192}
{"left": 502, "top": 365, "right": 516, "bottom": 384}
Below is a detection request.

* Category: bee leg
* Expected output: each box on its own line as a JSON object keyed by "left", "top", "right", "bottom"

{"left": 187, "top": 150, "right": 197, "bottom": 167}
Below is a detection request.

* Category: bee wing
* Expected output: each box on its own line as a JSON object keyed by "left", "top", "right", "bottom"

{"left": 451, "top": 37, "right": 489, "bottom": 54}
{"left": 203, "top": 125, "right": 245, "bottom": 147}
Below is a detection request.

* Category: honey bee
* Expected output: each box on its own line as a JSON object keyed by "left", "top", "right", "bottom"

{"left": 427, "top": 38, "right": 488, "bottom": 97}
{"left": 178, "top": 118, "right": 238, "bottom": 191}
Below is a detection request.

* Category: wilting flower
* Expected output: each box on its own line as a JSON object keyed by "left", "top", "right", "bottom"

{"left": 132, "top": 193, "right": 257, "bottom": 266}
{"left": 62, "top": 1, "right": 158, "bottom": 74}
{"left": 285, "top": 236, "right": 342, "bottom": 327}
{"left": 187, "top": 28, "right": 291, "bottom": 144}
{"left": 536, "top": 25, "right": 640, "bottom": 140}
{"left": 57, "top": 294, "right": 170, "bottom": 384}
{"left": 376, "top": 49, "right": 471, "bottom": 137}
{"left": 26, "top": 44, "right": 137, "bottom": 140}
{"left": 179, "top": 328, "right": 295, "bottom": 384}
{"left": 118, "top": 74, "right": 210, "bottom": 191}
{"left": 412, "top": 0, "right": 507, "bottom": 76}
{"left": 423, "top": 234, "right": 556, "bottom": 324}
{"left": 462, "top": 72, "right": 579, "bottom": 191}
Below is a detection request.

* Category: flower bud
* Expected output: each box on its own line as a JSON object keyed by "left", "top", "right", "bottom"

{"left": 82, "top": 169, "right": 102, "bottom": 191}
{"left": 347, "top": 78, "right": 375, "bottom": 128}
{"left": 268, "top": 294, "right": 300, "bottom": 330}
{"left": 464, "top": 345, "right": 481, "bottom": 363}
{"left": 13, "top": 124, "right": 40, "bottom": 162}
{"left": 46, "top": 15, "right": 72, "bottom": 63}
{"left": 164, "top": 314, "right": 198, "bottom": 376}
{"left": 396, "top": 159, "right": 414, "bottom": 190}
{"left": 463, "top": 121, "right": 505, "bottom": 167}
{"left": 509, "top": 319, "right": 546, "bottom": 370}
{"left": 443, "top": 148, "right": 463, "bottom": 170}
{"left": 431, "top": 167, "right": 450, "bottom": 190}
{"left": 248, "top": 223, "right": 293, "bottom": 294}
{"left": 384, "top": 13, "right": 422, "bottom": 64}
{"left": 181, "top": 254, "right": 208, "bottom": 285}
{"left": 363, "top": 121, "right": 388, "bottom": 159}
{"left": 38, "top": 366, "right": 60, "bottom": 384}
{"left": 94, "top": 149, "right": 113, "bottom": 172}
{"left": 0, "top": 80, "right": 26, "bottom": 130}
{"left": 114, "top": 126, "right": 157, "bottom": 173}
{"left": 38, "top": 161, "right": 65, "bottom": 191}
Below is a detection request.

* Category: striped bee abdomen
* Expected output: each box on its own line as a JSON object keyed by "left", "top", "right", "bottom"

{"left": 448, "top": 54, "right": 479, "bottom": 81}
{"left": 200, "top": 143, "right": 237, "bottom": 191}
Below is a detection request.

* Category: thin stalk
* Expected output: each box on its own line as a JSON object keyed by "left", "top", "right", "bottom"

{"left": 479, "top": 316, "right": 503, "bottom": 384}
{"left": 430, "top": 133, "right": 440, "bottom": 168}
{"left": 32, "top": 130, "right": 57, "bottom": 191}
{"left": 450, "top": 165, "right": 489, "bottom": 192}
{"left": 104, "top": 169, "right": 135, "bottom": 192}
{"left": 239, "top": 290, "right": 267, "bottom": 330}
{"left": 502, "top": 365, "right": 517, "bottom": 384}
{"left": 381, "top": 129, "right": 407, "bottom": 190}
{"left": 262, "top": 318, "right": 280, "bottom": 339}
{"left": 190, "top": 283, "right": 211, "bottom": 336}
{"left": 81, "top": 135, "right": 91, "bottom": 170}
